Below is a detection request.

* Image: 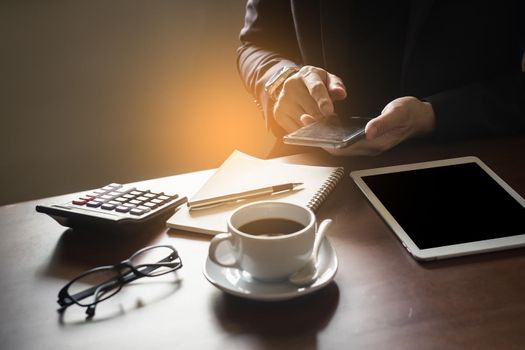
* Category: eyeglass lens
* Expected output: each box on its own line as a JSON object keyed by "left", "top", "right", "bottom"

{"left": 129, "top": 245, "right": 180, "bottom": 277}
{"left": 68, "top": 267, "right": 122, "bottom": 306}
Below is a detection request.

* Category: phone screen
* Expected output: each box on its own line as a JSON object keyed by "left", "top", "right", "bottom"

{"left": 283, "top": 116, "right": 370, "bottom": 149}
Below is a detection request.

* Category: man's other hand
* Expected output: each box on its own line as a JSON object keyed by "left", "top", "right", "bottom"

{"left": 323, "top": 96, "right": 435, "bottom": 156}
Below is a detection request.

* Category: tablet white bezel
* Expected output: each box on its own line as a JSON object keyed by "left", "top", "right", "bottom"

{"left": 350, "top": 156, "right": 525, "bottom": 261}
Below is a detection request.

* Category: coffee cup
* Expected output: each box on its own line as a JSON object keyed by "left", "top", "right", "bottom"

{"left": 208, "top": 201, "right": 316, "bottom": 282}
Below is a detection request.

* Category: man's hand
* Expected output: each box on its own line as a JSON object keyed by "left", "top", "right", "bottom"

{"left": 324, "top": 96, "right": 435, "bottom": 156}
{"left": 272, "top": 65, "right": 347, "bottom": 133}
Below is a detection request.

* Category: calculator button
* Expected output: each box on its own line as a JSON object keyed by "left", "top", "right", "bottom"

{"left": 115, "top": 197, "right": 128, "bottom": 202}
{"left": 144, "top": 193, "right": 157, "bottom": 199}
{"left": 102, "top": 184, "right": 122, "bottom": 191}
{"left": 130, "top": 208, "right": 145, "bottom": 216}
{"left": 99, "top": 195, "right": 113, "bottom": 201}
{"left": 113, "top": 187, "right": 135, "bottom": 195}
{"left": 115, "top": 206, "right": 131, "bottom": 213}
{"left": 123, "top": 194, "right": 135, "bottom": 199}
{"left": 136, "top": 196, "right": 149, "bottom": 202}
{"left": 108, "top": 191, "right": 122, "bottom": 197}
{"left": 158, "top": 195, "right": 170, "bottom": 201}
{"left": 142, "top": 202, "right": 158, "bottom": 209}
{"left": 123, "top": 203, "right": 136, "bottom": 208}
{"left": 86, "top": 201, "right": 103, "bottom": 208}
{"left": 107, "top": 201, "right": 121, "bottom": 206}
{"left": 129, "top": 199, "right": 142, "bottom": 205}
{"left": 137, "top": 205, "right": 151, "bottom": 212}
{"left": 101, "top": 203, "right": 117, "bottom": 210}
{"left": 72, "top": 199, "right": 87, "bottom": 205}
{"left": 130, "top": 191, "right": 142, "bottom": 196}
{"left": 93, "top": 189, "right": 106, "bottom": 195}
{"left": 151, "top": 199, "right": 163, "bottom": 205}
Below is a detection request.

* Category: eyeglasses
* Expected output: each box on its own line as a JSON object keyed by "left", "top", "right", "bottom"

{"left": 57, "top": 245, "right": 182, "bottom": 319}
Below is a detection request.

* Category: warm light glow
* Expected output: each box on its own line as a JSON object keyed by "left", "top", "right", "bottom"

{"left": 139, "top": 47, "right": 276, "bottom": 175}
{"left": 2, "top": 1, "right": 277, "bottom": 204}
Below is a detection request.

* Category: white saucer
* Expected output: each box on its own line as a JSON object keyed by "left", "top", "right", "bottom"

{"left": 203, "top": 238, "right": 338, "bottom": 301}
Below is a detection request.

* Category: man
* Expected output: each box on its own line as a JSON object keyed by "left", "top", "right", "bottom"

{"left": 237, "top": 0, "right": 525, "bottom": 156}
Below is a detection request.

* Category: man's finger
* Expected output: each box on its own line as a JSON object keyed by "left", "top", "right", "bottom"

{"left": 283, "top": 79, "right": 324, "bottom": 121}
{"left": 302, "top": 69, "right": 334, "bottom": 116}
{"left": 274, "top": 98, "right": 308, "bottom": 133}
{"left": 327, "top": 73, "right": 347, "bottom": 101}
{"left": 300, "top": 114, "right": 316, "bottom": 125}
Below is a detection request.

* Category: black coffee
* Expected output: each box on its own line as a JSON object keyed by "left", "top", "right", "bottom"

{"left": 238, "top": 218, "right": 305, "bottom": 237}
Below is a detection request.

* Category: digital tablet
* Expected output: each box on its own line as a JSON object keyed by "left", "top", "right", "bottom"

{"left": 350, "top": 157, "right": 525, "bottom": 261}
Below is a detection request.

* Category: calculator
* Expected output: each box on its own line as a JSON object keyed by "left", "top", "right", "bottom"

{"left": 36, "top": 183, "right": 187, "bottom": 231}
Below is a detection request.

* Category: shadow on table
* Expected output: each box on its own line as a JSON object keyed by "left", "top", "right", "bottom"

{"left": 41, "top": 223, "right": 166, "bottom": 281}
{"left": 57, "top": 277, "right": 183, "bottom": 325}
{"left": 212, "top": 282, "right": 340, "bottom": 348}
{"left": 39, "top": 223, "right": 183, "bottom": 324}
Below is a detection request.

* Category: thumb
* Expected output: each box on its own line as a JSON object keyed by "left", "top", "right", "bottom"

{"left": 327, "top": 73, "right": 347, "bottom": 101}
{"left": 365, "top": 107, "right": 408, "bottom": 140}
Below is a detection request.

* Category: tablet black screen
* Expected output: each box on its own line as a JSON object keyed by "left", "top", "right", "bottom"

{"left": 362, "top": 163, "right": 525, "bottom": 249}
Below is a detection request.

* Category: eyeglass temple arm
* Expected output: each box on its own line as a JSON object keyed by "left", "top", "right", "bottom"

{"left": 85, "top": 281, "right": 120, "bottom": 319}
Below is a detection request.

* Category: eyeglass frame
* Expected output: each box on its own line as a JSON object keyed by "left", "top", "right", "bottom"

{"left": 57, "top": 244, "right": 182, "bottom": 319}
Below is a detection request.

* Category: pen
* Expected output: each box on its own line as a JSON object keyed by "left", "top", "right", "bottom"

{"left": 188, "top": 182, "right": 303, "bottom": 210}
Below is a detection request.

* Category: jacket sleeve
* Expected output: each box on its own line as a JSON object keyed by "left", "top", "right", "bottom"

{"left": 424, "top": 2, "right": 525, "bottom": 141}
{"left": 237, "top": 0, "right": 302, "bottom": 135}
{"left": 425, "top": 71, "right": 525, "bottom": 140}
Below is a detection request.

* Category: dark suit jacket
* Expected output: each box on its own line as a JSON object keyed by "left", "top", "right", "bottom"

{"left": 237, "top": 0, "right": 525, "bottom": 141}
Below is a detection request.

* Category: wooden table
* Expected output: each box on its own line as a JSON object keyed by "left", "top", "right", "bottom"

{"left": 1, "top": 136, "right": 524, "bottom": 350}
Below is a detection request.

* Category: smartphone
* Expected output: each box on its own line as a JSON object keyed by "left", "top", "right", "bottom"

{"left": 283, "top": 116, "right": 371, "bottom": 149}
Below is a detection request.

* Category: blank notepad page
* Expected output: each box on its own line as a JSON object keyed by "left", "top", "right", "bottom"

{"left": 166, "top": 150, "right": 344, "bottom": 235}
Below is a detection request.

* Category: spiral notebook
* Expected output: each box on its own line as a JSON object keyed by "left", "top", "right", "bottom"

{"left": 166, "top": 150, "right": 344, "bottom": 235}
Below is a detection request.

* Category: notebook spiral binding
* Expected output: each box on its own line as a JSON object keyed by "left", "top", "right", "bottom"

{"left": 307, "top": 167, "right": 345, "bottom": 212}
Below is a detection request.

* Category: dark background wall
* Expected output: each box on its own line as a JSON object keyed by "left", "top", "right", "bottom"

{"left": 1, "top": 0, "right": 275, "bottom": 205}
